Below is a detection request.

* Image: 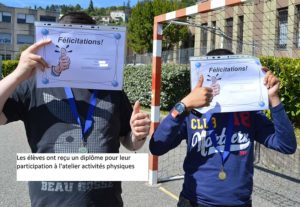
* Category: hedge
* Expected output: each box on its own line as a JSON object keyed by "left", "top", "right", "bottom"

{"left": 2, "top": 60, "right": 18, "bottom": 78}
{"left": 260, "top": 57, "right": 300, "bottom": 125}
{"left": 123, "top": 64, "right": 190, "bottom": 111}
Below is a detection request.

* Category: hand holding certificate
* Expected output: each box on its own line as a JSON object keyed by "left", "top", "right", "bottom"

{"left": 190, "top": 55, "right": 269, "bottom": 113}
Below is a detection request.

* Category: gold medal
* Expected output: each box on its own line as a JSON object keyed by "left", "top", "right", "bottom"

{"left": 218, "top": 169, "right": 227, "bottom": 180}
{"left": 78, "top": 147, "right": 88, "bottom": 153}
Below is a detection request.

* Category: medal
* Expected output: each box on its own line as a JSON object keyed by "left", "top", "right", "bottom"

{"left": 78, "top": 146, "right": 88, "bottom": 153}
{"left": 64, "top": 88, "right": 98, "bottom": 155}
{"left": 218, "top": 168, "right": 227, "bottom": 180}
{"left": 205, "top": 113, "right": 234, "bottom": 182}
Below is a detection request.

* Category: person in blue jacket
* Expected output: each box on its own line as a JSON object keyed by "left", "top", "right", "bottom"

{"left": 149, "top": 49, "right": 297, "bottom": 207}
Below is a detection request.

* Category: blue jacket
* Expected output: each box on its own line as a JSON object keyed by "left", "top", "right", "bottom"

{"left": 150, "top": 103, "right": 296, "bottom": 207}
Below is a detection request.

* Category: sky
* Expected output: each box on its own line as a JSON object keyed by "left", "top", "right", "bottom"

{"left": 0, "top": 0, "right": 138, "bottom": 9}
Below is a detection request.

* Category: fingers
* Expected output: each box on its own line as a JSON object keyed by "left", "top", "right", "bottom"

{"left": 131, "top": 112, "right": 150, "bottom": 127}
{"left": 130, "top": 112, "right": 151, "bottom": 140}
{"left": 22, "top": 54, "right": 47, "bottom": 72}
{"left": 268, "top": 76, "right": 279, "bottom": 89}
{"left": 196, "top": 74, "right": 204, "bottom": 88}
{"left": 133, "top": 101, "right": 140, "bottom": 114}
{"left": 204, "top": 87, "right": 213, "bottom": 93}
{"left": 131, "top": 113, "right": 149, "bottom": 122}
{"left": 28, "top": 54, "right": 49, "bottom": 69}
{"left": 27, "top": 39, "right": 52, "bottom": 53}
{"left": 132, "top": 125, "right": 150, "bottom": 134}
{"left": 261, "top": 66, "right": 269, "bottom": 73}
{"left": 264, "top": 71, "right": 278, "bottom": 88}
{"left": 264, "top": 71, "right": 271, "bottom": 86}
{"left": 203, "top": 87, "right": 214, "bottom": 105}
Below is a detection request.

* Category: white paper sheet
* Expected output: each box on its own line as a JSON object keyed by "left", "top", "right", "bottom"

{"left": 190, "top": 55, "right": 269, "bottom": 113}
{"left": 35, "top": 22, "right": 126, "bottom": 90}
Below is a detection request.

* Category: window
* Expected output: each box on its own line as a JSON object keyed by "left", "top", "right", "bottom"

{"left": 0, "top": 12, "right": 12, "bottom": 23}
{"left": 277, "top": 9, "right": 288, "bottom": 49}
{"left": 26, "top": 15, "right": 35, "bottom": 23}
{"left": 295, "top": 6, "right": 300, "bottom": 48}
{"left": 200, "top": 23, "right": 208, "bottom": 55}
{"left": 17, "top": 13, "right": 35, "bottom": 24}
{"left": 211, "top": 21, "right": 216, "bottom": 50}
{"left": 0, "top": 54, "right": 11, "bottom": 60}
{"left": 237, "top": 16, "right": 244, "bottom": 53}
{"left": 40, "top": 15, "right": 56, "bottom": 22}
{"left": 0, "top": 33, "right": 11, "bottom": 44}
{"left": 225, "top": 18, "right": 233, "bottom": 51}
{"left": 17, "top": 34, "right": 34, "bottom": 44}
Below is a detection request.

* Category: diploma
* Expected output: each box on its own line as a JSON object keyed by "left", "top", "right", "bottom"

{"left": 190, "top": 55, "right": 269, "bottom": 113}
{"left": 35, "top": 22, "right": 126, "bottom": 90}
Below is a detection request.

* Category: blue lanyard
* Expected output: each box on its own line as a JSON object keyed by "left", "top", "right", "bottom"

{"left": 64, "top": 87, "right": 98, "bottom": 144}
{"left": 205, "top": 112, "right": 234, "bottom": 166}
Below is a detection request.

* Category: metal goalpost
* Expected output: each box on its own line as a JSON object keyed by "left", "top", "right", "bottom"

{"left": 149, "top": 0, "right": 249, "bottom": 185}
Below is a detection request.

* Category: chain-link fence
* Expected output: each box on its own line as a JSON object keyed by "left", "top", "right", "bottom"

{"left": 147, "top": 0, "right": 300, "bottom": 205}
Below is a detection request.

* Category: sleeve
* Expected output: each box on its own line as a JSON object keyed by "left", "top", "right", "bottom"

{"left": 2, "top": 80, "right": 31, "bottom": 124}
{"left": 119, "top": 91, "right": 133, "bottom": 137}
{"left": 149, "top": 113, "right": 187, "bottom": 156}
{"left": 254, "top": 103, "right": 297, "bottom": 154}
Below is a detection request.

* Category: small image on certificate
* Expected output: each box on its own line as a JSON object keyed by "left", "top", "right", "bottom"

{"left": 35, "top": 22, "right": 126, "bottom": 90}
{"left": 190, "top": 55, "right": 269, "bottom": 113}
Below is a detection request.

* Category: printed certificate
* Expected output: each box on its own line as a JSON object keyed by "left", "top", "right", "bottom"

{"left": 35, "top": 22, "right": 126, "bottom": 90}
{"left": 190, "top": 55, "right": 269, "bottom": 113}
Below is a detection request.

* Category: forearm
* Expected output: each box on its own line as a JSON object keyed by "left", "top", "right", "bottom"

{"left": 120, "top": 132, "right": 147, "bottom": 151}
{"left": 269, "top": 95, "right": 281, "bottom": 108}
{"left": 150, "top": 113, "right": 186, "bottom": 156}
{"left": 0, "top": 71, "right": 23, "bottom": 124}
{"left": 269, "top": 103, "right": 297, "bottom": 154}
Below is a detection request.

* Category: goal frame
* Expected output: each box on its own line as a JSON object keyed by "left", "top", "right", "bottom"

{"left": 149, "top": 0, "right": 249, "bottom": 185}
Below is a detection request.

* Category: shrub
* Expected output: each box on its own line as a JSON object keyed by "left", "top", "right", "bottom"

{"left": 123, "top": 64, "right": 190, "bottom": 110}
{"left": 2, "top": 60, "right": 18, "bottom": 77}
{"left": 260, "top": 56, "right": 300, "bottom": 125}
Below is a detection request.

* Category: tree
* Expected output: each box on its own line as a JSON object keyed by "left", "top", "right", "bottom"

{"left": 74, "top": 4, "right": 82, "bottom": 11}
{"left": 88, "top": 0, "right": 95, "bottom": 13}
{"left": 127, "top": 0, "right": 190, "bottom": 54}
{"left": 127, "top": 1, "right": 154, "bottom": 54}
{"left": 180, "top": 0, "right": 197, "bottom": 8}
{"left": 127, "top": 0, "right": 130, "bottom": 8}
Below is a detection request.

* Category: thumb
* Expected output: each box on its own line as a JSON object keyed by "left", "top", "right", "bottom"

{"left": 196, "top": 75, "right": 204, "bottom": 87}
{"left": 60, "top": 48, "right": 66, "bottom": 57}
{"left": 133, "top": 101, "right": 140, "bottom": 114}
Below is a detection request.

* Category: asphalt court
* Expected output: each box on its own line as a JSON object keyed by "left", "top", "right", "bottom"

{"left": 1, "top": 121, "right": 296, "bottom": 207}
{"left": 0, "top": 121, "right": 180, "bottom": 207}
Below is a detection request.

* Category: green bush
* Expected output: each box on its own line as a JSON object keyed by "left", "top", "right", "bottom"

{"left": 124, "top": 64, "right": 190, "bottom": 110}
{"left": 260, "top": 56, "right": 300, "bottom": 125}
{"left": 2, "top": 60, "right": 19, "bottom": 77}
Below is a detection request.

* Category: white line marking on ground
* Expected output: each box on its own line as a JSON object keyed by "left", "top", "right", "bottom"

{"left": 159, "top": 186, "right": 179, "bottom": 201}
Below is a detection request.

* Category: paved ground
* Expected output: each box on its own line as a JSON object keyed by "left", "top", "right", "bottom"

{"left": 0, "top": 121, "right": 299, "bottom": 207}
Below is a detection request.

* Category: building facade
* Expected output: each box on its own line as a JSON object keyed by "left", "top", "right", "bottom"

{"left": 0, "top": 4, "right": 59, "bottom": 60}
{"left": 194, "top": 0, "right": 300, "bottom": 58}
{"left": 110, "top": 10, "right": 127, "bottom": 23}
